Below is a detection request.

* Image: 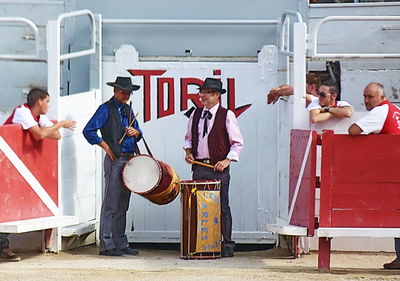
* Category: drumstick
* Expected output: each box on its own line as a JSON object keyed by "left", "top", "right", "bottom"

{"left": 191, "top": 160, "right": 215, "bottom": 169}
{"left": 183, "top": 147, "right": 215, "bottom": 169}
{"left": 118, "top": 112, "right": 139, "bottom": 144}
{"left": 128, "top": 101, "right": 132, "bottom": 125}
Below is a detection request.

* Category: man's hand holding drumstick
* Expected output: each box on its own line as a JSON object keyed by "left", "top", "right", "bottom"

{"left": 184, "top": 147, "right": 229, "bottom": 172}
{"left": 124, "top": 126, "right": 140, "bottom": 138}
{"left": 184, "top": 147, "right": 195, "bottom": 165}
{"left": 118, "top": 112, "right": 140, "bottom": 144}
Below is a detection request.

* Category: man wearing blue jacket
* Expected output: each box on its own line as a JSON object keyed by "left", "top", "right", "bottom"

{"left": 83, "top": 76, "right": 142, "bottom": 256}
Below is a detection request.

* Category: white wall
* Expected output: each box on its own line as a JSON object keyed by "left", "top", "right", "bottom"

{"left": 102, "top": 45, "right": 279, "bottom": 243}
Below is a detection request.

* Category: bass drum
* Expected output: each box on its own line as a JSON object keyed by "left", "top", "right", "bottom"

{"left": 122, "top": 154, "right": 180, "bottom": 205}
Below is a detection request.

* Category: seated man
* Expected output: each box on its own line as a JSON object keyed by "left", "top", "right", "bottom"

{"left": 4, "top": 88, "right": 75, "bottom": 139}
{"left": 348, "top": 82, "right": 400, "bottom": 135}
{"left": 348, "top": 82, "right": 400, "bottom": 270}
{"left": 1, "top": 88, "right": 75, "bottom": 261}
{"left": 307, "top": 80, "right": 353, "bottom": 123}
{"left": 0, "top": 234, "right": 20, "bottom": 262}
{"left": 266, "top": 73, "right": 320, "bottom": 107}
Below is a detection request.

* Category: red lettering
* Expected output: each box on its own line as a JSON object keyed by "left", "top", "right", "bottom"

{"left": 127, "top": 70, "right": 252, "bottom": 121}
{"left": 157, "top": 77, "right": 174, "bottom": 119}
{"left": 180, "top": 78, "right": 203, "bottom": 111}
{"left": 128, "top": 69, "right": 166, "bottom": 122}
{"left": 227, "top": 78, "right": 251, "bottom": 117}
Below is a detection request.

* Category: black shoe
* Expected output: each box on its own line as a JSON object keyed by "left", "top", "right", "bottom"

{"left": 221, "top": 247, "right": 234, "bottom": 258}
{"left": 99, "top": 249, "right": 124, "bottom": 256}
{"left": 383, "top": 259, "right": 400, "bottom": 270}
{"left": 0, "top": 248, "right": 21, "bottom": 262}
{"left": 122, "top": 247, "right": 139, "bottom": 256}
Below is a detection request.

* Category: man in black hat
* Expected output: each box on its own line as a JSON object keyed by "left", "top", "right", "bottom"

{"left": 184, "top": 78, "right": 244, "bottom": 257}
{"left": 83, "top": 76, "right": 142, "bottom": 256}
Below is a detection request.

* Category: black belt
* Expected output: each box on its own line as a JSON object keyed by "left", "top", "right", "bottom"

{"left": 120, "top": 153, "right": 134, "bottom": 157}
{"left": 195, "top": 159, "right": 211, "bottom": 164}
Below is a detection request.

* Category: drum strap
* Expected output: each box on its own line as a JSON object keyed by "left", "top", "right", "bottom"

{"left": 134, "top": 143, "right": 141, "bottom": 155}
{"left": 142, "top": 136, "right": 153, "bottom": 157}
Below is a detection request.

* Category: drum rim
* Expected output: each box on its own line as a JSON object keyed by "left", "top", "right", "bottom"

{"left": 122, "top": 154, "right": 162, "bottom": 194}
{"left": 179, "top": 180, "right": 220, "bottom": 185}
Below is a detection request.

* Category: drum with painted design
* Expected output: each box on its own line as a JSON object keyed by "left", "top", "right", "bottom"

{"left": 122, "top": 154, "right": 180, "bottom": 205}
{"left": 180, "top": 180, "right": 221, "bottom": 259}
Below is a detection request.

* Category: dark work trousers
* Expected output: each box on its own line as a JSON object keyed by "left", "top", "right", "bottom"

{"left": 395, "top": 238, "right": 400, "bottom": 260}
{"left": 0, "top": 233, "right": 9, "bottom": 249}
{"left": 192, "top": 164, "right": 235, "bottom": 249}
{"left": 99, "top": 155, "right": 132, "bottom": 252}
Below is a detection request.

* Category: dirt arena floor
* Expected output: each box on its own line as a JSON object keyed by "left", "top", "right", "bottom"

{"left": 0, "top": 245, "right": 400, "bottom": 281}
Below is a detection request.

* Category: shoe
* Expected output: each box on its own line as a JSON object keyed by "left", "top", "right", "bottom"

{"left": 383, "top": 259, "right": 400, "bottom": 269}
{"left": 0, "top": 248, "right": 21, "bottom": 262}
{"left": 99, "top": 248, "right": 124, "bottom": 256}
{"left": 122, "top": 247, "right": 139, "bottom": 256}
{"left": 221, "top": 247, "right": 234, "bottom": 258}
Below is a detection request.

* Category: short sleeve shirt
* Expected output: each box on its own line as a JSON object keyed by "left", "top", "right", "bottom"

{"left": 12, "top": 106, "right": 54, "bottom": 130}
{"left": 306, "top": 99, "right": 353, "bottom": 112}
{"left": 355, "top": 104, "right": 388, "bottom": 134}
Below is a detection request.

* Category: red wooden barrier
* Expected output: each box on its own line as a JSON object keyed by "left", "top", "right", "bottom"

{"left": 0, "top": 124, "right": 58, "bottom": 223}
{"left": 289, "top": 129, "right": 317, "bottom": 236}
{"left": 320, "top": 130, "right": 400, "bottom": 228}
{"left": 288, "top": 129, "right": 400, "bottom": 270}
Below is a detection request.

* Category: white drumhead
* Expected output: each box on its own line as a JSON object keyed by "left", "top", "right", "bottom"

{"left": 123, "top": 155, "right": 161, "bottom": 193}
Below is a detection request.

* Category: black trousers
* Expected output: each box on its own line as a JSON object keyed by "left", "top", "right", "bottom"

{"left": 192, "top": 164, "right": 235, "bottom": 248}
{"left": 0, "top": 233, "right": 9, "bottom": 249}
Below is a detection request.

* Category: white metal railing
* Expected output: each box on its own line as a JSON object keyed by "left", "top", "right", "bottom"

{"left": 278, "top": 10, "right": 304, "bottom": 57}
{"left": 310, "top": 2, "right": 400, "bottom": 8}
{"left": 311, "top": 16, "right": 400, "bottom": 59}
{"left": 56, "top": 9, "right": 96, "bottom": 61}
{"left": 102, "top": 19, "right": 278, "bottom": 25}
{"left": 0, "top": 17, "right": 40, "bottom": 61}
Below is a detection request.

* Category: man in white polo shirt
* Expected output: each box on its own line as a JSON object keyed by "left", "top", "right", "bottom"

{"left": 348, "top": 82, "right": 400, "bottom": 270}
{"left": 307, "top": 80, "right": 353, "bottom": 124}
{"left": 1, "top": 88, "right": 75, "bottom": 262}
{"left": 266, "top": 73, "right": 321, "bottom": 107}
{"left": 4, "top": 88, "right": 76, "bottom": 139}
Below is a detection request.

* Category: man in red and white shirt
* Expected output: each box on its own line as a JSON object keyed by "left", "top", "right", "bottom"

{"left": 348, "top": 82, "right": 400, "bottom": 135}
{"left": 348, "top": 82, "right": 400, "bottom": 270}
{"left": 1, "top": 88, "right": 75, "bottom": 262}
{"left": 4, "top": 88, "right": 76, "bottom": 139}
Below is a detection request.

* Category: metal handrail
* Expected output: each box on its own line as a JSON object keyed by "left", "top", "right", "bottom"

{"left": 278, "top": 10, "right": 304, "bottom": 57}
{"left": 310, "top": 2, "right": 400, "bottom": 8}
{"left": 102, "top": 19, "right": 278, "bottom": 25}
{"left": 57, "top": 9, "right": 96, "bottom": 61}
{"left": 0, "top": 17, "right": 40, "bottom": 61}
{"left": 311, "top": 16, "right": 400, "bottom": 59}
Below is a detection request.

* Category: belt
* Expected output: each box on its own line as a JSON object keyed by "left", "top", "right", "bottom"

{"left": 195, "top": 159, "right": 211, "bottom": 164}
{"left": 120, "top": 153, "right": 134, "bottom": 157}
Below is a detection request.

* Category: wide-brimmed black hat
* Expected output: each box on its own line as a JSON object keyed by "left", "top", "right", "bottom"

{"left": 198, "top": 78, "right": 226, "bottom": 94}
{"left": 106, "top": 76, "right": 140, "bottom": 93}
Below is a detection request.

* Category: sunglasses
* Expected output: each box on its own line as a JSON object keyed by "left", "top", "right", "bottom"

{"left": 318, "top": 91, "right": 331, "bottom": 98}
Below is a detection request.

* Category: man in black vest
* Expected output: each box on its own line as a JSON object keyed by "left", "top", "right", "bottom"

{"left": 83, "top": 76, "right": 142, "bottom": 256}
{"left": 184, "top": 78, "right": 244, "bottom": 257}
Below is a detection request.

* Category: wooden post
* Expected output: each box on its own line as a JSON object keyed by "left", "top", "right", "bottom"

{"left": 318, "top": 237, "right": 331, "bottom": 271}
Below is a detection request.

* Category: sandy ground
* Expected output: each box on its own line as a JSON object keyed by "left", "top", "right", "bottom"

{"left": 0, "top": 246, "right": 400, "bottom": 281}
